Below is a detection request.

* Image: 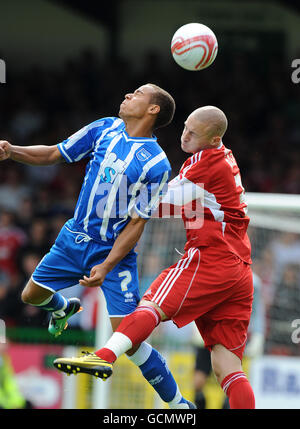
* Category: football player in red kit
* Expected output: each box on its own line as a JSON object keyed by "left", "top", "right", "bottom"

{"left": 54, "top": 106, "right": 255, "bottom": 409}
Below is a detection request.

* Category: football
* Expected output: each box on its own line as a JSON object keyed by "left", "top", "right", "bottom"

{"left": 171, "top": 23, "right": 218, "bottom": 71}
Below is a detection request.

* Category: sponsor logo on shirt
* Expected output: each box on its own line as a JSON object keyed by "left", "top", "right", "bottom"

{"left": 99, "top": 152, "right": 126, "bottom": 184}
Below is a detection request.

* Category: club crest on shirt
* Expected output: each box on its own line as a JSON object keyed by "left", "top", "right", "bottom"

{"left": 136, "top": 148, "right": 151, "bottom": 162}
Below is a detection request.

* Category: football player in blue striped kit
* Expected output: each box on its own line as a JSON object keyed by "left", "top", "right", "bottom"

{"left": 0, "top": 83, "right": 195, "bottom": 408}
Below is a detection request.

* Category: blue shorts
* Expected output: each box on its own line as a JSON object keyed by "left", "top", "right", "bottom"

{"left": 32, "top": 219, "right": 140, "bottom": 317}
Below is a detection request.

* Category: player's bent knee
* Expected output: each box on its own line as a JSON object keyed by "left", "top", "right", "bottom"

{"left": 139, "top": 299, "right": 168, "bottom": 321}
{"left": 21, "top": 285, "right": 33, "bottom": 304}
{"left": 21, "top": 279, "right": 52, "bottom": 305}
{"left": 21, "top": 288, "right": 39, "bottom": 305}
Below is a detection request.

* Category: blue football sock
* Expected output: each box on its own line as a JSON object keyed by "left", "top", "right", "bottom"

{"left": 36, "top": 293, "right": 69, "bottom": 315}
{"left": 127, "top": 342, "right": 190, "bottom": 408}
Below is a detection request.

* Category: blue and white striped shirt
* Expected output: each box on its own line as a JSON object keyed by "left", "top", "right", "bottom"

{"left": 57, "top": 117, "right": 171, "bottom": 243}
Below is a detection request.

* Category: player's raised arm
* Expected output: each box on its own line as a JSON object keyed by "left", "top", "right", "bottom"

{"left": 0, "top": 118, "right": 102, "bottom": 166}
{"left": 0, "top": 140, "right": 64, "bottom": 165}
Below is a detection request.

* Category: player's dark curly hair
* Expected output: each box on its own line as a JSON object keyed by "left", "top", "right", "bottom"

{"left": 148, "top": 83, "right": 176, "bottom": 130}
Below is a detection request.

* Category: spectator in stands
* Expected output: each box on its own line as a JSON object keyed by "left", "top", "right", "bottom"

{"left": 0, "top": 167, "right": 31, "bottom": 213}
{"left": 0, "top": 210, "right": 27, "bottom": 280}
{"left": 0, "top": 250, "right": 47, "bottom": 327}
{"left": 267, "top": 263, "right": 300, "bottom": 356}
{"left": 18, "top": 218, "right": 51, "bottom": 258}
{"left": 252, "top": 247, "right": 276, "bottom": 312}
{"left": 0, "top": 272, "right": 10, "bottom": 302}
{"left": 15, "top": 197, "right": 35, "bottom": 232}
{"left": 269, "top": 232, "right": 300, "bottom": 281}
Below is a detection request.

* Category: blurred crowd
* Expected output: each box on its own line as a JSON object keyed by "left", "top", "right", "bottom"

{"left": 0, "top": 47, "right": 299, "bottom": 350}
{"left": 251, "top": 230, "right": 300, "bottom": 356}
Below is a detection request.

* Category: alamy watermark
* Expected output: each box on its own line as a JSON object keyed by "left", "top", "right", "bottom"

{"left": 95, "top": 176, "right": 205, "bottom": 230}
{"left": 0, "top": 59, "right": 6, "bottom": 83}
{"left": 291, "top": 319, "right": 300, "bottom": 344}
{"left": 291, "top": 59, "right": 300, "bottom": 84}
{"left": 0, "top": 319, "right": 6, "bottom": 343}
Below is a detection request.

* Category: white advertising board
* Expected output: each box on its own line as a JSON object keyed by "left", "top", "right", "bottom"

{"left": 250, "top": 355, "right": 300, "bottom": 409}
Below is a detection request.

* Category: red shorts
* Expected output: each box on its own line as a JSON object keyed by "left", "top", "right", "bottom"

{"left": 143, "top": 246, "right": 253, "bottom": 360}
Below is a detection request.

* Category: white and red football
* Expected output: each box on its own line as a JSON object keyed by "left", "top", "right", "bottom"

{"left": 171, "top": 23, "right": 218, "bottom": 71}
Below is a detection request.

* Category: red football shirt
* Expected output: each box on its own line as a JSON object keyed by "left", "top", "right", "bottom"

{"left": 161, "top": 143, "right": 251, "bottom": 264}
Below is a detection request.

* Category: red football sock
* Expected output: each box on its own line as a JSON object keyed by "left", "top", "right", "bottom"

{"left": 221, "top": 371, "right": 255, "bottom": 409}
{"left": 95, "top": 306, "right": 161, "bottom": 362}
{"left": 95, "top": 347, "right": 117, "bottom": 363}
{"left": 115, "top": 305, "right": 161, "bottom": 344}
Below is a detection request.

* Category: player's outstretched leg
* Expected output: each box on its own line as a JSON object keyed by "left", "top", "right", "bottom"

{"left": 53, "top": 346, "right": 196, "bottom": 408}
{"left": 54, "top": 304, "right": 161, "bottom": 379}
{"left": 54, "top": 304, "right": 196, "bottom": 408}
{"left": 53, "top": 351, "right": 113, "bottom": 379}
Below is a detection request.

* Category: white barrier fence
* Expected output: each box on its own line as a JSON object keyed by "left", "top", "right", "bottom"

{"left": 251, "top": 355, "right": 300, "bottom": 409}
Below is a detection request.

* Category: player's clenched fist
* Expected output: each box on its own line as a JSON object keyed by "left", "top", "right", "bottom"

{"left": 79, "top": 263, "right": 109, "bottom": 288}
{"left": 0, "top": 140, "right": 12, "bottom": 161}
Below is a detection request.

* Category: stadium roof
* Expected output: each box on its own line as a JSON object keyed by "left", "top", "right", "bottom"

{"left": 50, "top": 0, "right": 300, "bottom": 25}
{"left": 50, "top": 0, "right": 120, "bottom": 26}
